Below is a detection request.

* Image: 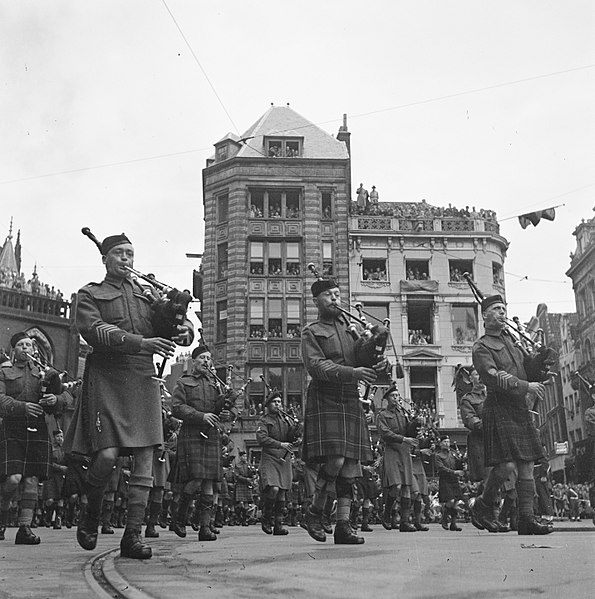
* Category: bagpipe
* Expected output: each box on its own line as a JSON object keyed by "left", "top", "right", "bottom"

{"left": 260, "top": 375, "right": 303, "bottom": 445}
{"left": 25, "top": 350, "right": 82, "bottom": 432}
{"left": 307, "top": 263, "right": 403, "bottom": 385}
{"left": 462, "top": 272, "right": 558, "bottom": 383}
{"left": 81, "top": 227, "right": 194, "bottom": 378}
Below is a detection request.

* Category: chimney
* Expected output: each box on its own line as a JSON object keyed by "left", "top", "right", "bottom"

{"left": 337, "top": 113, "right": 351, "bottom": 156}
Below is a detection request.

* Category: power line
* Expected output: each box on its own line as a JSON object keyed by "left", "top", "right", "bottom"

{"left": 160, "top": 0, "right": 239, "bottom": 135}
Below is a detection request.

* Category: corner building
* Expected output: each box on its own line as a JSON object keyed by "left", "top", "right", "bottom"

{"left": 348, "top": 201, "right": 509, "bottom": 437}
{"left": 201, "top": 106, "right": 352, "bottom": 416}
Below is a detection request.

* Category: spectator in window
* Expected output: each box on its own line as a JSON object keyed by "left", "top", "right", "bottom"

{"left": 323, "top": 206, "right": 332, "bottom": 219}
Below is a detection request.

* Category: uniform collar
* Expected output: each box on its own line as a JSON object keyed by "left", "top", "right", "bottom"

{"left": 104, "top": 273, "right": 131, "bottom": 288}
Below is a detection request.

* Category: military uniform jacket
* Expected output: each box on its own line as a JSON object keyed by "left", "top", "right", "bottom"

{"left": 301, "top": 315, "right": 372, "bottom": 464}
{"left": 0, "top": 359, "right": 67, "bottom": 480}
{"left": 472, "top": 329, "right": 543, "bottom": 466}
{"left": 376, "top": 406, "right": 413, "bottom": 487}
{"left": 256, "top": 412, "right": 292, "bottom": 489}
{"left": 170, "top": 372, "right": 222, "bottom": 482}
{"left": 459, "top": 385, "right": 487, "bottom": 481}
{"left": 64, "top": 274, "right": 192, "bottom": 455}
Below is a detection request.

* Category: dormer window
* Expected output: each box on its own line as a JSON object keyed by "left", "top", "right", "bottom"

{"left": 266, "top": 137, "right": 302, "bottom": 158}
{"left": 216, "top": 145, "right": 228, "bottom": 162}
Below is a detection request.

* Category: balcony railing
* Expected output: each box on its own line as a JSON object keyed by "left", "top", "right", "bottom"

{"left": 0, "top": 287, "right": 71, "bottom": 319}
{"left": 350, "top": 216, "right": 500, "bottom": 234}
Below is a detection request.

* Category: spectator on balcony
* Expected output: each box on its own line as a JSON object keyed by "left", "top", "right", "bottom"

{"left": 269, "top": 205, "right": 281, "bottom": 218}
{"left": 356, "top": 183, "right": 369, "bottom": 212}
{"left": 369, "top": 186, "right": 379, "bottom": 205}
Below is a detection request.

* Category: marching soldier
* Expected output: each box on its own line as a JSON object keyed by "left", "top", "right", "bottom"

{"left": 64, "top": 232, "right": 193, "bottom": 559}
{"left": 0, "top": 332, "right": 70, "bottom": 544}
{"left": 256, "top": 390, "right": 299, "bottom": 535}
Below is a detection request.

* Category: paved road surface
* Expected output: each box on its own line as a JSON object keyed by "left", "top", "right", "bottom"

{"left": 0, "top": 521, "right": 593, "bottom": 599}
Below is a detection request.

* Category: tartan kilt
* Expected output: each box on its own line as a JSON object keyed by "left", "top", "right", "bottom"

{"left": 302, "top": 381, "right": 373, "bottom": 464}
{"left": 381, "top": 443, "right": 413, "bottom": 488}
{"left": 438, "top": 472, "right": 463, "bottom": 503}
{"left": 258, "top": 451, "right": 292, "bottom": 490}
{"left": 411, "top": 456, "right": 429, "bottom": 496}
{"left": 483, "top": 392, "right": 543, "bottom": 466}
{"left": 169, "top": 425, "right": 221, "bottom": 483}
{"left": 235, "top": 482, "right": 253, "bottom": 503}
{"left": 42, "top": 473, "right": 65, "bottom": 500}
{"left": 0, "top": 418, "right": 52, "bottom": 481}
{"left": 466, "top": 431, "right": 488, "bottom": 482}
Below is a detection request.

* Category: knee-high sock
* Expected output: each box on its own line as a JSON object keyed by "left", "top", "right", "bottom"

{"left": 125, "top": 475, "right": 153, "bottom": 533}
{"left": 517, "top": 479, "right": 535, "bottom": 519}
{"left": 18, "top": 492, "right": 37, "bottom": 527}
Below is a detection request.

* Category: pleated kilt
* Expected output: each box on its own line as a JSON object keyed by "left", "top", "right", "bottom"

{"left": 411, "top": 455, "right": 429, "bottom": 496}
{"left": 169, "top": 425, "right": 221, "bottom": 483}
{"left": 302, "top": 381, "right": 373, "bottom": 464}
{"left": 483, "top": 391, "right": 543, "bottom": 467}
{"left": 235, "top": 482, "right": 253, "bottom": 503}
{"left": 64, "top": 353, "right": 162, "bottom": 456}
{"left": 466, "top": 431, "right": 488, "bottom": 482}
{"left": 258, "top": 451, "right": 292, "bottom": 490}
{"left": 42, "top": 472, "right": 65, "bottom": 500}
{"left": 0, "top": 417, "right": 52, "bottom": 481}
{"left": 438, "top": 472, "right": 463, "bottom": 503}
{"left": 152, "top": 446, "right": 171, "bottom": 488}
{"left": 381, "top": 442, "right": 413, "bottom": 488}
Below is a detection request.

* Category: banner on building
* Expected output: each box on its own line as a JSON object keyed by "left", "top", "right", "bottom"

{"left": 554, "top": 441, "right": 569, "bottom": 455}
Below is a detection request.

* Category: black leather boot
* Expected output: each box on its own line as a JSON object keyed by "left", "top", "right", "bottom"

{"left": 469, "top": 497, "right": 500, "bottom": 533}
{"left": 273, "top": 501, "right": 288, "bottom": 535}
{"left": 0, "top": 510, "right": 8, "bottom": 541}
{"left": 441, "top": 507, "right": 450, "bottom": 530}
{"left": 333, "top": 519, "right": 364, "bottom": 545}
{"left": 120, "top": 529, "right": 152, "bottom": 559}
{"left": 305, "top": 506, "right": 326, "bottom": 542}
{"left": 145, "top": 502, "right": 161, "bottom": 538}
{"left": 77, "top": 511, "right": 100, "bottom": 550}
{"left": 449, "top": 508, "right": 462, "bottom": 531}
{"left": 15, "top": 525, "right": 41, "bottom": 545}
{"left": 361, "top": 507, "right": 373, "bottom": 532}
{"left": 517, "top": 516, "right": 554, "bottom": 535}
{"left": 261, "top": 497, "right": 274, "bottom": 535}
{"left": 53, "top": 506, "right": 63, "bottom": 530}
{"left": 172, "top": 494, "right": 192, "bottom": 538}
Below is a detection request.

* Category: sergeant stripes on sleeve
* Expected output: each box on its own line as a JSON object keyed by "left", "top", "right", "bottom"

{"left": 95, "top": 323, "right": 123, "bottom": 346}
{"left": 495, "top": 370, "right": 518, "bottom": 391}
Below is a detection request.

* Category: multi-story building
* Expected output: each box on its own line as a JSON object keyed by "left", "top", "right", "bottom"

{"left": 200, "top": 106, "right": 351, "bottom": 451}
{"left": 0, "top": 221, "right": 80, "bottom": 431}
{"left": 348, "top": 201, "right": 509, "bottom": 442}
{"left": 565, "top": 212, "right": 595, "bottom": 481}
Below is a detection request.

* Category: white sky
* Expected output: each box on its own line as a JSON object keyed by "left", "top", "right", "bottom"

{"left": 1, "top": 0, "right": 594, "bottom": 326}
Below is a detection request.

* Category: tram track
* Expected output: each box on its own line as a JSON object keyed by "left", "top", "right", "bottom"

{"left": 84, "top": 547, "right": 154, "bottom": 599}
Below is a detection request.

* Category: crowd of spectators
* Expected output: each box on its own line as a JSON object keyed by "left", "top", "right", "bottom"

{"left": 552, "top": 482, "right": 594, "bottom": 521}
{"left": 406, "top": 267, "right": 430, "bottom": 281}
{"left": 0, "top": 267, "right": 64, "bottom": 301}
{"left": 351, "top": 198, "right": 498, "bottom": 222}
{"left": 362, "top": 267, "right": 388, "bottom": 281}
{"left": 449, "top": 268, "right": 465, "bottom": 282}
{"left": 408, "top": 329, "right": 431, "bottom": 345}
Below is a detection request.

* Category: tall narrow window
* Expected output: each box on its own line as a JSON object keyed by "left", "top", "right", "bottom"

{"left": 322, "top": 241, "right": 333, "bottom": 276}
{"left": 268, "top": 191, "right": 282, "bottom": 218}
{"left": 285, "top": 190, "right": 301, "bottom": 218}
{"left": 216, "top": 300, "right": 227, "bottom": 342}
{"left": 492, "top": 262, "right": 504, "bottom": 287}
{"left": 249, "top": 298, "right": 264, "bottom": 338}
{"left": 322, "top": 191, "right": 332, "bottom": 219}
{"left": 407, "top": 299, "right": 433, "bottom": 344}
{"left": 249, "top": 189, "right": 264, "bottom": 218}
{"left": 217, "top": 243, "right": 228, "bottom": 279}
{"left": 268, "top": 298, "right": 283, "bottom": 338}
{"left": 268, "top": 242, "right": 282, "bottom": 275}
{"left": 248, "top": 366, "right": 265, "bottom": 413}
{"left": 250, "top": 241, "right": 264, "bottom": 275}
{"left": 451, "top": 305, "right": 477, "bottom": 344}
{"left": 286, "top": 242, "right": 301, "bottom": 275}
{"left": 217, "top": 193, "right": 229, "bottom": 224}
{"left": 287, "top": 299, "right": 301, "bottom": 338}
{"left": 268, "top": 367, "right": 283, "bottom": 396}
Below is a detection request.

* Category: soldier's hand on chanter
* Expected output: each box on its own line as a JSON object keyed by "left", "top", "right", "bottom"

{"left": 39, "top": 394, "right": 57, "bottom": 406}
{"left": 354, "top": 367, "right": 377, "bottom": 384}
{"left": 280, "top": 442, "right": 293, "bottom": 452}
{"left": 171, "top": 325, "right": 193, "bottom": 346}
{"left": 24, "top": 402, "right": 44, "bottom": 418}
{"left": 373, "top": 357, "right": 391, "bottom": 373}
{"left": 141, "top": 337, "right": 176, "bottom": 358}
{"left": 403, "top": 436, "right": 419, "bottom": 448}
{"left": 527, "top": 382, "right": 546, "bottom": 401}
{"left": 203, "top": 413, "right": 220, "bottom": 427}
{"left": 219, "top": 409, "right": 232, "bottom": 422}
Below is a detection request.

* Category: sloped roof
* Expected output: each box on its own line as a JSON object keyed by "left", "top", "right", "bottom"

{"left": 0, "top": 235, "right": 18, "bottom": 273}
{"left": 233, "top": 106, "right": 349, "bottom": 160}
